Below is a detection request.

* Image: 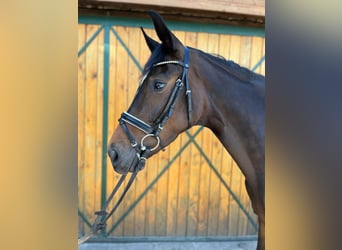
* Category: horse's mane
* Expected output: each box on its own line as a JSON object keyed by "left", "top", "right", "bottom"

{"left": 143, "top": 45, "right": 264, "bottom": 84}
{"left": 196, "top": 49, "right": 264, "bottom": 84}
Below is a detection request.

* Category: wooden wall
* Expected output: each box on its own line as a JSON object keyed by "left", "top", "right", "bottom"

{"left": 78, "top": 18, "right": 265, "bottom": 238}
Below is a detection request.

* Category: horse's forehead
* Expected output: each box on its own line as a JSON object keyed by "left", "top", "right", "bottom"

{"left": 143, "top": 46, "right": 165, "bottom": 73}
{"left": 143, "top": 46, "right": 181, "bottom": 74}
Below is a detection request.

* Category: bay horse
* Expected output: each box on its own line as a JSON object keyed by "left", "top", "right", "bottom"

{"left": 107, "top": 11, "right": 265, "bottom": 250}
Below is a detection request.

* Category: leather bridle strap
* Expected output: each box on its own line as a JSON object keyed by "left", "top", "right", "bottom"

{"left": 78, "top": 159, "right": 145, "bottom": 245}
{"left": 151, "top": 46, "right": 191, "bottom": 130}
{"left": 119, "top": 46, "right": 191, "bottom": 149}
{"left": 121, "top": 112, "right": 154, "bottom": 135}
{"left": 183, "top": 47, "right": 192, "bottom": 127}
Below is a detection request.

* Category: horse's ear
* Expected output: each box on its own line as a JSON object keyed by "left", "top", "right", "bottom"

{"left": 140, "top": 27, "right": 159, "bottom": 52}
{"left": 148, "top": 10, "right": 183, "bottom": 52}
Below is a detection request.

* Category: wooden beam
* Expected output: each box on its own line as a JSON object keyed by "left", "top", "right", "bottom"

{"left": 79, "top": 0, "right": 265, "bottom": 28}
{"left": 94, "top": 0, "right": 264, "bottom": 17}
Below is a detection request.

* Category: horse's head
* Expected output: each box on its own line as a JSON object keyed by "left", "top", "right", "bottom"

{"left": 108, "top": 11, "right": 193, "bottom": 174}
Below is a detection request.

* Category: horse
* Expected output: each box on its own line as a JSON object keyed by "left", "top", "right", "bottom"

{"left": 107, "top": 11, "right": 265, "bottom": 250}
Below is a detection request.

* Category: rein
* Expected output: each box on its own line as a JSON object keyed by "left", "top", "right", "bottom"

{"left": 78, "top": 46, "right": 191, "bottom": 245}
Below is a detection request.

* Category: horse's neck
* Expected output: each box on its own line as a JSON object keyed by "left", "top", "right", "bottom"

{"left": 191, "top": 50, "right": 265, "bottom": 174}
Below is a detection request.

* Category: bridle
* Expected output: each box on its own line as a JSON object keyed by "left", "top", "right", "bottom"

{"left": 78, "top": 46, "right": 192, "bottom": 244}
{"left": 119, "top": 46, "right": 192, "bottom": 171}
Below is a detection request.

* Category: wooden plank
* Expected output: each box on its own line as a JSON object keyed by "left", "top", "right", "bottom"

{"left": 186, "top": 128, "right": 201, "bottom": 236}
{"left": 217, "top": 150, "right": 234, "bottom": 235}
{"left": 83, "top": 24, "right": 101, "bottom": 225}
{"left": 127, "top": 27, "right": 142, "bottom": 103}
{"left": 165, "top": 134, "right": 182, "bottom": 235}
{"left": 237, "top": 175, "right": 247, "bottom": 235}
{"left": 199, "top": 128, "right": 214, "bottom": 236}
{"left": 144, "top": 149, "right": 158, "bottom": 236}
{"left": 250, "top": 36, "right": 263, "bottom": 74}
{"left": 218, "top": 34, "right": 231, "bottom": 59}
{"left": 228, "top": 161, "right": 243, "bottom": 235}
{"left": 229, "top": 35, "right": 242, "bottom": 64}
{"left": 154, "top": 151, "right": 170, "bottom": 236}
{"left": 208, "top": 136, "right": 224, "bottom": 236}
{"left": 93, "top": 0, "right": 265, "bottom": 16}
{"left": 239, "top": 36, "right": 252, "bottom": 68}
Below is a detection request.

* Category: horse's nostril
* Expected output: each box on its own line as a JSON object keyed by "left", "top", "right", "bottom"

{"left": 108, "top": 147, "right": 118, "bottom": 162}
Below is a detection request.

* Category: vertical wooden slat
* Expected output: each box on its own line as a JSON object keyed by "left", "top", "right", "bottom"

{"left": 250, "top": 36, "right": 264, "bottom": 74}
{"left": 154, "top": 156, "right": 169, "bottom": 236}
{"left": 228, "top": 161, "right": 243, "bottom": 235}
{"left": 239, "top": 36, "right": 252, "bottom": 68}
{"left": 237, "top": 174, "right": 247, "bottom": 235}
{"left": 84, "top": 25, "right": 100, "bottom": 225}
{"left": 218, "top": 33, "right": 231, "bottom": 59}
{"left": 145, "top": 145, "right": 157, "bottom": 235}
{"left": 166, "top": 127, "right": 182, "bottom": 235}
{"left": 229, "top": 35, "right": 242, "bottom": 63}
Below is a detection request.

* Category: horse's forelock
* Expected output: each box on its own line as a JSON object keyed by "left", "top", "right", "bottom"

{"left": 143, "top": 45, "right": 166, "bottom": 75}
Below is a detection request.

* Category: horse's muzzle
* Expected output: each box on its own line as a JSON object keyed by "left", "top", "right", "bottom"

{"left": 107, "top": 143, "right": 137, "bottom": 174}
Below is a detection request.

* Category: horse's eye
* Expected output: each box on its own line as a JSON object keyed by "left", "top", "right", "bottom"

{"left": 154, "top": 81, "right": 166, "bottom": 90}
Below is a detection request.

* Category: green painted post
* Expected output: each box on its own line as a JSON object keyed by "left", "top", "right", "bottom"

{"left": 100, "top": 24, "right": 110, "bottom": 236}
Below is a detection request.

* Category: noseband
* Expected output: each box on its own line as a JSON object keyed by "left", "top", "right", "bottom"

{"left": 119, "top": 46, "right": 192, "bottom": 171}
